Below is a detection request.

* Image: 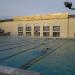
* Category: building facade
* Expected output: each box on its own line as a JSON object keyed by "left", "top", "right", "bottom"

{"left": 0, "top": 13, "right": 75, "bottom": 38}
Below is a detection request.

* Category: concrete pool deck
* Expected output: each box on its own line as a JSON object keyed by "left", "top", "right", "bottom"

{"left": 0, "top": 65, "right": 40, "bottom": 75}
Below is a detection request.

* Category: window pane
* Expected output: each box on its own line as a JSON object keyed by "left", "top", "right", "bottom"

{"left": 34, "top": 32, "right": 40, "bottom": 36}
{"left": 26, "top": 26, "right": 31, "bottom": 31}
{"left": 18, "top": 27, "right": 23, "bottom": 31}
{"left": 34, "top": 26, "right": 40, "bottom": 32}
{"left": 18, "top": 32, "right": 23, "bottom": 36}
{"left": 53, "top": 32, "right": 60, "bottom": 37}
{"left": 26, "top": 32, "right": 31, "bottom": 36}
{"left": 43, "top": 32, "right": 49, "bottom": 37}
{"left": 53, "top": 26, "right": 60, "bottom": 31}
{"left": 43, "top": 26, "right": 49, "bottom": 31}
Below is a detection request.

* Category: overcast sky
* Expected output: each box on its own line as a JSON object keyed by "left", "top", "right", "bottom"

{"left": 0, "top": 0, "right": 75, "bottom": 19}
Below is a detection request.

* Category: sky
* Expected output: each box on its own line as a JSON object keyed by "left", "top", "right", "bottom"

{"left": 0, "top": 0, "right": 75, "bottom": 19}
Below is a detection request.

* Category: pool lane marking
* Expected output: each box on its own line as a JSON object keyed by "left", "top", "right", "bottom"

{"left": 0, "top": 39, "right": 64, "bottom": 63}
{"left": 0, "top": 38, "right": 36, "bottom": 47}
{"left": 0, "top": 41, "right": 49, "bottom": 62}
{"left": 0, "top": 39, "right": 28, "bottom": 47}
{"left": 0, "top": 42, "right": 42, "bottom": 60}
{"left": 0, "top": 38, "right": 30, "bottom": 44}
{"left": 20, "top": 41, "right": 65, "bottom": 69}
{"left": 0, "top": 38, "right": 40, "bottom": 46}
{"left": 0, "top": 39, "right": 41, "bottom": 52}
{"left": 0, "top": 39, "right": 61, "bottom": 67}
{"left": 0, "top": 39, "right": 53, "bottom": 60}
{"left": 0, "top": 38, "right": 42, "bottom": 45}
{"left": 0, "top": 39, "right": 51, "bottom": 60}
{"left": 0, "top": 38, "right": 42, "bottom": 48}
{"left": 0, "top": 38, "right": 50, "bottom": 52}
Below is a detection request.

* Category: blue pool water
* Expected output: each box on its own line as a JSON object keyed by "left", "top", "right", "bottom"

{"left": 0, "top": 37, "right": 75, "bottom": 75}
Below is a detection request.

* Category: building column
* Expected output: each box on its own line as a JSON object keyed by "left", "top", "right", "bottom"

{"left": 40, "top": 25, "right": 43, "bottom": 37}
{"left": 23, "top": 25, "right": 26, "bottom": 36}
{"left": 50, "top": 26, "right": 53, "bottom": 38}
{"left": 31, "top": 25, "right": 34, "bottom": 37}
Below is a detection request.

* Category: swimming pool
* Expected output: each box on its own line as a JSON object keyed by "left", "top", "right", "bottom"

{"left": 0, "top": 37, "right": 75, "bottom": 75}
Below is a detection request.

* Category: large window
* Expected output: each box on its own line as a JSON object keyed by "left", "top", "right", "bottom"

{"left": 53, "top": 32, "right": 60, "bottom": 37}
{"left": 18, "top": 27, "right": 23, "bottom": 31}
{"left": 18, "top": 32, "right": 23, "bottom": 36}
{"left": 34, "top": 26, "right": 40, "bottom": 37}
{"left": 53, "top": 26, "right": 60, "bottom": 31}
{"left": 26, "top": 26, "right": 31, "bottom": 37}
{"left": 18, "top": 26, "right": 23, "bottom": 36}
{"left": 34, "top": 32, "right": 40, "bottom": 36}
{"left": 43, "top": 26, "right": 50, "bottom": 37}
{"left": 34, "top": 26, "right": 40, "bottom": 32}
{"left": 53, "top": 26, "right": 60, "bottom": 37}
{"left": 26, "top": 32, "right": 31, "bottom": 36}
{"left": 43, "top": 32, "right": 49, "bottom": 37}
{"left": 43, "top": 26, "right": 49, "bottom": 31}
{"left": 26, "top": 26, "right": 31, "bottom": 31}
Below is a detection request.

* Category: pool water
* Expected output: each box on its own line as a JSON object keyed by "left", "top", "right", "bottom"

{"left": 0, "top": 37, "right": 75, "bottom": 75}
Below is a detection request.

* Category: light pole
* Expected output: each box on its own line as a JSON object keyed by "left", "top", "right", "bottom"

{"left": 64, "top": 1, "right": 75, "bottom": 10}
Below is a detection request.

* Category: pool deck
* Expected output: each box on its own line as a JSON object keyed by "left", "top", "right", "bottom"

{"left": 0, "top": 65, "right": 40, "bottom": 75}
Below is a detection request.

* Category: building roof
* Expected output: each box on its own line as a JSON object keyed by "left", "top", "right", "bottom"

{"left": 14, "top": 13, "right": 68, "bottom": 21}
{"left": 1, "top": 13, "right": 75, "bottom": 22}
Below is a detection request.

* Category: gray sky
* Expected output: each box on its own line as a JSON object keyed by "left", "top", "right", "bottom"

{"left": 0, "top": 0, "right": 75, "bottom": 19}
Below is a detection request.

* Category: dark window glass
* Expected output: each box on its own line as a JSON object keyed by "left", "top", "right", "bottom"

{"left": 18, "top": 27, "right": 23, "bottom": 31}
{"left": 43, "top": 32, "right": 49, "bottom": 37}
{"left": 43, "top": 26, "right": 49, "bottom": 31}
{"left": 53, "top": 32, "right": 60, "bottom": 37}
{"left": 34, "top": 32, "right": 40, "bottom": 36}
{"left": 18, "top": 32, "right": 23, "bottom": 36}
{"left": 34, "top": 26, "right": 40, "bottom": 32}
{"left": 26, "top": 26, "right": 31, "bottom": 31}
{"left": 53, "top": 26, "right": 60, "bottom": 31}
{"left": 26, "top": 32, "right": 31, "bottom": 36}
